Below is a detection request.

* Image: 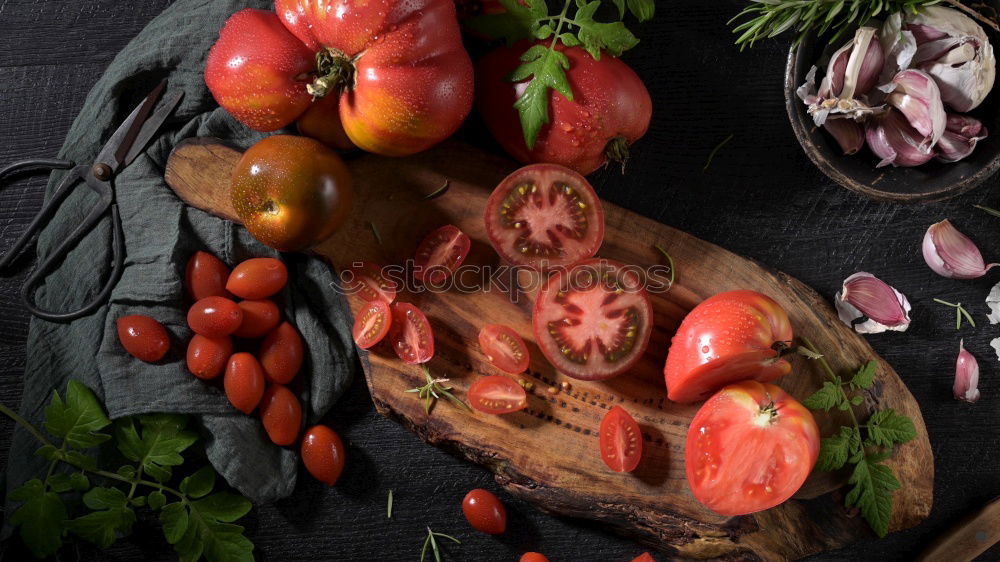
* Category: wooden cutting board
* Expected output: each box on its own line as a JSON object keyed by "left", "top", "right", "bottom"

{"left": 165, "top": 138, "right": 933, "bottom": 560}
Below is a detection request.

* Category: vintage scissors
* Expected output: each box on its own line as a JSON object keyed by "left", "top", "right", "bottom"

{"left": 0, "top": 80, "right": 183, "bottom": 322}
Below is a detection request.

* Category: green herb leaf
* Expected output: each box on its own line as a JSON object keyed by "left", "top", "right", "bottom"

{"left": 815, "top": 426, "right": 856, "bottom": 472}
{"left": 796, "top": 346, "right": 824, "bottom": 360}
{"left": 511, "top": 44, "right": 573, "bottom": 149}
{"left": 44, "top": 380, "right": 111, "bottom": 449}
{"left": 65, "top": 503, "right": 136, "bottom": 549}
{"left": 35, "top": 444, "right": 59, "bottom": 460}
{"left": 867, "top": 409, "right": 917, "bottom": 448}
{"left": 192, "top": 492, "right": 253, "bottom": 523}
{"left": 850, "top": 361, "right": 878, "bottom": 390}
{"left": 9, "top": 479, "right": 67, "bottom": 558}
{"left": 63, "top": 450, "right": 98, "bottom": 471}
{"left": 180, "top": 466, "right": 217, "bottom": 499}
{"left": 83, "top": 486, "right": 128, "bottom": 510}
{"left": 845, "top": 456, "right": 901, "bottom": 537}
{"left": 49, "top": 472, "right": 74, "bottom": 493}
{"left": 573, "top": 1, "right": 640, "bottom": 59}
{"left": 160, "top": 502, "right": 190, "bottom": 544}
{"left": 465, "top": 0, "right": 547, "bottom": 44}
{"left": 70, "top": 472, "right": 90, "bottom": 492}
{"left": 173, "top": 493, "right": 254, "bottom": 562}
{"left": 802, "top": 381, "right": 843, "bottom": 411}
{"left": 148, "top": 490, "right": 167, "bottom": 511}
{"left": 116, "top": 414, "right": 198, "bottom": 483}
{"left": 626, "top": 0, "right": 655, "bottom": 22}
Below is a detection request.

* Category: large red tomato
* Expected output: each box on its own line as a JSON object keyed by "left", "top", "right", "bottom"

{"left": 685, "top": 381, "right": 819, "bottom": 516}
{"left": 477, "top": 41, "right": 652, "bottom": 175}
{"left": 665, "top": 290, "right": 793, "bottom": 404}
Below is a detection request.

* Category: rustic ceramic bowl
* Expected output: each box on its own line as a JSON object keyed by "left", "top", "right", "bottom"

{"left": 784, "top": 27, "right": 1000, "bottom": 202}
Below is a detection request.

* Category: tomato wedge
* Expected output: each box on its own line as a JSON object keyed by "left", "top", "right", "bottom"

{"left": 533, "top": 259, "right": 652, "bottom": 380}
{"left": 414, "top": 225, "right": 471, "bottom": 284}
{"left": 345, "top": 261, "right": 397, "bottom": 303}
{"left": 468, "top": 375, "right": 528, "bottom": 414}
{"left": 685, "top": 381, "right": 820, "bottom": 516}
{"left": 478, "top": 324, "right": 530, "bottom": 374}
{"left": 352, "top": 300, "right": 392, "bottom": 350}
{"left": 389, "top": 302, "right": 435, "bottom": 364}
{"left": 599, "top": 406, "right": 642, "bottom": 472}
{"left": 484, "top": 164, "right": 604, "bottom": 270}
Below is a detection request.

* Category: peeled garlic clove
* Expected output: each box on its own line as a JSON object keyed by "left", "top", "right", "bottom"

{"left": 922, "top": 219, "right": 999, "bottom": 279}
{"left": 823, "top": 118, "right": 865, "bottom": 155}
{"left": 886, "top": 69, "right": 947, "bottom": 147}
{"left": 866, "top": 109, "right": 936, "bottom": 168}
{"left": 954, "top": 340, "right": 980, "bottom": 403}
{"left": 936, "top": 114, "right": 988, "bottom": 162}
{"left": 835, "top": 272, "right": 911, "bottom": 334}
{"left": 802, "top": 27, "right": 886, "bottom": 125}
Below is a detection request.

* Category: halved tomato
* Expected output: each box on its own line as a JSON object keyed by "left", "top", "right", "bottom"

{"left": 599, "top": 405, "right": 642, "bottom": 472}
{"left": 484, "top": 164, "right": 604, "bottom": 270}
{"left": 389, "top": 302, "right": 435, "bottom": 364}
{"left": 468, "top": 375, "right": 527, "bottom": 414}
{"left": 685, "top": 381, "right": 820, "bottom": 516}
{"left": 478, "top": 324, "right": 529, "bottom": 374}
{"left": 353, "top": 300, "right": 392, "bottom": 350}
{"left": 414, "top": 225, "right": 471, "bottom": 284}
{"left": 344, "top": 261, "right": 397, "bottom": 303}
{"left": 665, "top": 290, "right": 793, "bottom": 404}
{"left": 533, "top": 259, "right": 652, "bottom": 380}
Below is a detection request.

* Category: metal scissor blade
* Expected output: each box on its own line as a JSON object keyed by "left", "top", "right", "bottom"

{"left": 119, "top": 90, "right": 184, "bottom": 168}
{"left": 91, "top": 80, "right": 170, "bottom": 173}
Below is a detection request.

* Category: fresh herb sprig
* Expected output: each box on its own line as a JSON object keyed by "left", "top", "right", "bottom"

{"left": 469, "top": 0, "right": 654, "bottom": 149}
{"left": 420, "top": 526, "right": 462, "bottom": 562}
{"left": 1, "top": 380, "right": 254, "bottom": 561}
{"left": 933, "top": 298, "right": 976, "bottom": 330}
{"left": 798, "top": 339, "right": 916, "bottom": 537}
{"left": 406, "top": 366, "right": 473, "bottom": 414}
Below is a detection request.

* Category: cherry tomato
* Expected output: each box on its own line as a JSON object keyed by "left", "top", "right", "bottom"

{"left": 519, "top": 554, "right": 550, "bottom": 562}
{"left": 260, "top": 384, "right": 303, "bottom": 446}
{"left": 116, "top": 315, "right": 170, "bottom": 362}
{"left": 301, "top": 425, "right": 346, "bottom": 486}
{"left": 600, "top": 406, "right": 642, "bottom": 472}
{"left": 533, "top": 259, "right": 652, "bottom": 380}
{"left": 226, "top": 258, "right": 289, "bottom": 299}
{"left": 388, "top": 303, "right": 435, "bottom": 364}
{"left": 297, "top": 94, "right": 356, "bottom": 151}
{"left": 461, "top": 489, "right": 506, "bottom": 534}
{"left": 478, "top": 324, "right": 529, "bottom": 374}
{"left": 631, "top": 554, "right": 655, "bottom": 562}
{"left": 344, "top": 261, "right": 397, "bottom": 303}
{"left": 233, "top": 300, "right": 281, "bottom": 339}
{"left": 185, "top": 251, "right": 231, "bottom": 301}
{"left": 259, "top": 322, "right": 304, "bottom": 384}
{"left": 186, "top": 334, "right": 233, "bottom": 380}
{"left": 468, "top": 376, "right": 527, "bottom": 415}
{"left": 413, "top": 225, "right": 471, "bottom": 284}
{"left": 686, "top": 381, "right": 820, "bottom": 516}
{"left": 485, "top": 164, "right": 604, "bottom": 270}
{"left": 187, "top": 297, "right": 243, "bottom": 338}
{"left": 353, "top": 300, "right": 392, "bottom": 350}
{"left": 231, "top": 137, "right": 353, "bottom": 252}
{"left": 224, "top": 353, "right": 266, "bottom": 414}
{"left": 478, "top": 41, "right": 652, "bottom": 175}
{"left": 665, "top": 290, "right": 793, "bottom": 404}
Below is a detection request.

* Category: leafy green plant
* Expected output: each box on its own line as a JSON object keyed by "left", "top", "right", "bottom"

{"left": 798, "top": 340, "right": 917, "bottom": 537}
{"left": 1, "top": 380, "right": 254, "bottom": 561}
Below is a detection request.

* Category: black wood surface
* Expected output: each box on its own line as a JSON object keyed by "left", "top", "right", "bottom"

{"left": 1, "top": 1, "right": 999, "bottom": 560}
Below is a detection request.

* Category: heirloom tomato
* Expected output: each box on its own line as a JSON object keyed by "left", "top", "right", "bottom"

{"left": 117, "top": 315, "right": 170, "bottom": 362}
{"left": 664, "top": 290, "right": 793, "bottom": 404}
{"left": 478, "top": 324, "right": 529, "bottom": 374}
{"left": 301, "top": 425, "right": 347, "bottom": 486}
{"left": 599, "top": 406, "right": 642, "bottom": 472}
{"left": 685, "top": 381, "right": 819, "bottom": 516}
{"left": 224, "top": 353, "right": 266, "bottom": 414}
{"left": 468, "top": 376, "right": 527, "bottom": 414}
{"left": 231, "top": 136, "right": 353, "bottom": 252}
{"left": 297, "top": 94, "right": 356, "bottom": 152}
{"left": 462, "top": 489, "right": 506, "bottom": 534}
{"left": 260, "top": 384, "right": 302, "bottom": 446}
{"left": 185, "top": 251, "right": 230, "bottom": 301}
{"left": 477, "top": 41, "right": 652, "bottom": 175}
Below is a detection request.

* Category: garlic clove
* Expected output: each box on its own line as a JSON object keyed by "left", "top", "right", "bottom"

{"left": 823, "top": 118, "right": 865, "bottom": 155}
{"left": 922, "top": 219, "right": 999, "bottom": 279}
{"left": 936, "top": 114, "right": 988, "bottom": 162}
{"left": 954, "top": 340, "right": 980, "bottom": 403}
{"left": 834, "top": 272, "right": 911, "bottom": 334}
{"left": 887, "top": 69, "right": 947, "bottom": 147}
{"left": 986, "top": 281, "right": 1000, "bottom": 324}
{"left": 801, "top": 27, "right": 886, "bottom": 126}
{"left": 865, "top": 108, "right": 936, "bottom": 168}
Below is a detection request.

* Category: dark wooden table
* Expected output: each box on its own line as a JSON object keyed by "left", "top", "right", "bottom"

{"left": 1, "top": 1, "right": 998, "bottom": 560}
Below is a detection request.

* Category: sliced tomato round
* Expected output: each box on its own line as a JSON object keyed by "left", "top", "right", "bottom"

{"left": 414, "top": 225, "right": 471, "bottom": 284}
{"left": 599, "top": 405, "right": 642, "bottom": 472}
{"left": 533, "top": 259, "right": 652, "bottom": 380}
{"left": 388, "top": 302, "right": 435, "bottom": 364}
{"left": 478, "top": 324, "right": 530, "bottom": 374}
{"left": 484, "top": 164, "right": 604, "bottom": 270}
{"left": 686, "top": 381, "right": 820, "bottom": 516}
{"left": 468, "top": 375, "right": 528, "bottom": 414}
{"left": 345, "top": 261, "right": 397, "bottom": 303}
{"left": 352, "top": 300, "right": 392, "bottom": 350}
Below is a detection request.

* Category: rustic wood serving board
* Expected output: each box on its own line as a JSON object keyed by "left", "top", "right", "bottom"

{"left": 165, "top": 138, "right": 933, "bottom": 560}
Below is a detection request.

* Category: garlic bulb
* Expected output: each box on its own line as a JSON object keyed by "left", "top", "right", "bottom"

{"left": 798, "top": 27, "right": 886, "bottom": 125}
{"left": 937, "top": 114, "right": 988, "bottom": 162}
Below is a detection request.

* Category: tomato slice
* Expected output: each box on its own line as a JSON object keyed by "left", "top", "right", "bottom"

{"left": 468, "top": 375, "right": 528, "bottom": 414}
{"left": 533, "top": 259, "right": 652, "bottom": 380}
{"left": 413, "top": 225, "right": 471, "bottom": 284}
{"left": 478, "top": 324, "right": 530, "bottom": 374}
{"left": 685, "top": 381, "right": 820, "bottom": 516}
{"left": 599, "top": 406, "right": 642, "bottom": 472}
{"left": 389, "top": 302, "right": 435, "bottom": 364}
{"left": 352, "top": 300, "right": 392, "bottom": 350}
{"left": 484, "top": 164, "right": 604, "bottom": 270}
{"left": 345, "top": 261, "right": 397, "bottom": 303}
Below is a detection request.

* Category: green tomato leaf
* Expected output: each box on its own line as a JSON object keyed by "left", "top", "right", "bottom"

{"left": 535, "top": 23, "right": 554, "bottom": 39}
{"left": 115, "top": 414, "right": 198, "bottom": 483}
{"left": 117, "top": 464, "right": 137, "bottom": 478}
{"left": 627, "top": 0, "right": 655, "bottom": 22}
{"left": 465, "top": 0, "right": 547, "bottom": 44}
{"left": 509, "top": 44, "right": 573, "bottom": 149}
{"left": 845, "top": 457, "right": 901, "bottom": 537}
{"left": 866, "top": 409, "right": 917, "bottom": 448}
{"left": 35, "top": 444, "right": 59, "bottom": 460}
{"left": 63, "top": 450, "right": 98, "bottom": 471}
{"left": 9, "top": 479, "right": 67, "bottom": 558}
{"left": 849, "top": 360, "right": 878, "bottom": 390}
{"left": 82, "top": 486, "right": 128, "bottom": 510}
{"left": 180, "top": 466, "right": 217, "bottom": 499}
{"left": 70, "top": 472, "right": 91, "bottom": 492}
{"left": 815, "top": 426, "right": 855, "bottom": 472}
{"left": 192, "top": 492, "right": 253, "bottom": 523}
{"left": 161, "top": 502, "right": 190, "bottom": 545}
{"left": 573, "top": 1, "right": 640, "bottom": 59}
{"left": 202, "top": 523, "right": 256, "bottom": 562}
{"left": 65, "top": 505, "right": 136, "bottom": 549}
{"left": 148, "top": 490, "right": 167, "bottom": 511}
{"left": 173, "top": 495, "right": 255, "bottom": 562}
{"left": 44, "top": 380, "right": 111, "bottom": 449}
{"left": 612, "top": 0, "right": 626, "bottom": 19}
{"left": 802, "top": 381, "right": 843, "bottom": 411}
{"left": 48, "top": 473, "right": 74, "bottom": 493}
{"left": 559, "top": 32, "right": 581, "bottom": 46}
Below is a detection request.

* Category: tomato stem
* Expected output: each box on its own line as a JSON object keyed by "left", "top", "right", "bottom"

{"left": 604, "top": 136, "right": 631, "bottom": 173}
{"left": 308, "top": 48, "right": 355, "bottom": 98}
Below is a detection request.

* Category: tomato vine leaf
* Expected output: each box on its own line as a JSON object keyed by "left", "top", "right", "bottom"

{"left": 510, "top": 44, "right": 573, "bottom": 149}
{"left": 845, "top": 456, "right": 901, "bottom": 538}
{"left": 8, "top": 479, "right": 67, "bottom": 558}
{"left": 44, "top": 379, "right": 111, "bottom": 449}
{"left": 866, "top": 409, "right": 917, "bottom": 448}
{"left": 115, "top": 414, "right": 198, "bottom": 483}
{"left": 802, "top": 381, "right": 842, "bottom": 411}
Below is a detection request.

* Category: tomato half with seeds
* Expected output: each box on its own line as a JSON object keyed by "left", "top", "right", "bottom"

{"left": 478, "top": 324, "right": 529, "bottom": 374}
{"left": 462, "top": 489, "right": 506, "bottom": 534}
{"left": 388, "top": 303, "right": 434, "bottom": 364}
{"left": 533, "top": 259, "right": 652, "bottom": 380}
{"left": 468, "top": 376, "right": 527, "bottom": 415}
{"left": 665, "top": 290, "right": 793, "bottom": 404}
{"left": 686, "top": 381, "right": 820, "bottom": 516}
{"left": 485, "top": 164, "right": 604, "bottom": 270}
{"left": 600, "top": 406, "right": 642, "bottom": 472}
{"left": 353, "top": 300, "right": 392, "bottom": 350}
{"left": 344, "top": 262, "right": 397, "bottom": 304}
{"left": 414, "top": 225, "right": 471, "bottom": 284}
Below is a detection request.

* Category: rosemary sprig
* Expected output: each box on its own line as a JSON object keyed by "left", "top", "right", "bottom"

{"left": 422, "top": 180, "right": 451, "bottom": 201}
{"left": 703, "top": 133, "right": 734, "bottom": 172}
{"left": 933, "top": 298, "right": 976, "bottom": 330}
{"left": 420, "top": 527, "right": 461, "bottom": 562}
{"left": 974, "top": 203, "right": 1000, "bottom": 218}
{"left": 387, "top": 489, "right": 394, "bottom": 519}
{"left": 405, "top": 366, "right": 473, "bottom": 414}
{"left": 369, "top": 221, "right": 383, "bottom": 247}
